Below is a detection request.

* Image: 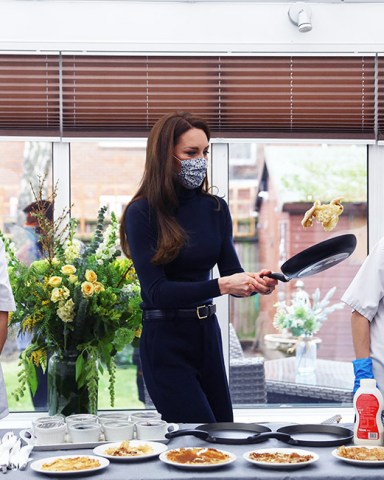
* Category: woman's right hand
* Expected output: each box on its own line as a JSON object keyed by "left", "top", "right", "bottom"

{"left": 218, "top": 272, "right": 270, "bottom": 297}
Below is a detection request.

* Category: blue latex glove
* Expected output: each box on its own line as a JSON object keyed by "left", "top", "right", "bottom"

{"left": 352, "top": 357, "right": 374, "bottom": 393}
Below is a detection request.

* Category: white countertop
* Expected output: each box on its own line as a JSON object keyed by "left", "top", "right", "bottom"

{"left": 0, "top": 406, "right": 355, "bottom": 430}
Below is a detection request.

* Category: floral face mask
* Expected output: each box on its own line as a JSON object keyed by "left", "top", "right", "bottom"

{"left": 175, "top": 157, "right": 208, "bottom": 189}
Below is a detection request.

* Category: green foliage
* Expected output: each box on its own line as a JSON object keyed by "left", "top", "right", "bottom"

{"left": 2, "top": 202, "right": 142, "bottom": 409}
{"left": 280, "top": 157, "right": 367, "bottom": 202}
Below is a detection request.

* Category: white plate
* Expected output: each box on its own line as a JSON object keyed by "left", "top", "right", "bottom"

{"left": 30, "top": 454, "right": 109, "bottom": 476}
{"left": 332, "top": 446, "right": 384, "bottom": 466}
{"left": 93, "top": 440, "right": 168, "bottom": 461}
{"left": 243, "top": 447, "right": 319, "bottom": 470}
{"left": 159, "top": 447, "right": 236, "bottom": 470}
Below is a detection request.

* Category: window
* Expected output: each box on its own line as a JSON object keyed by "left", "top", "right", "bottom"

{"left": 70, "top": 140, "right": 146, "bottom": 409}
{"left": 228, "top": 143, "right": 367, "bottom": 407}
{"left": 0, "top": 141, "right": 52, "bottom": 412}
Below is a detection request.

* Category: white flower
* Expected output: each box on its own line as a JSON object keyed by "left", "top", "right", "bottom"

{"left": 64, "top": 239, "right": 82, "bottom": 263}
{"left": 51, "top": 286, "right": 70, "bottom": 303}
{"left": 57, "top": 299, "right": 75, "bottom": 323}
{"left": 273, "top": 287, "right": 344, "bottom": 336}
{"left": 95, "top": 214, "right": 119, "bottom": 261}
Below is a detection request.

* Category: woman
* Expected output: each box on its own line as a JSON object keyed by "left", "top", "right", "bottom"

{"left": 120, "top": 111, "right": 277, "bottom": 423}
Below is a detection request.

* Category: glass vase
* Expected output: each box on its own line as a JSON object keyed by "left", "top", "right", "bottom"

{"left": 48, "top": 351, "right": 95, "bottom": 416}
{"left": 295, "top": 334, "right": 317, "bottom": 375}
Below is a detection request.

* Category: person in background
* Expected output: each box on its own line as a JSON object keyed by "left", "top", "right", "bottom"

{"left": 15, "top": 200, "right": 53, "bottom": 410}
{"left": 342, "top": 237, "right": 384, "bottom": 398}
{"left": 0, "top": 238, "right": 16, "bottom": 419}
{"left": 120, "top": 111, "right": 278, "bottom": 423}
{"left": 16, "top": 200, "right": 53, "bottom": 266}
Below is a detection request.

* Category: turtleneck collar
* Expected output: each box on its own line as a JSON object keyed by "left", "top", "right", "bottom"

{"left": 176, "top": 184, "right": 200, "bottom": 202}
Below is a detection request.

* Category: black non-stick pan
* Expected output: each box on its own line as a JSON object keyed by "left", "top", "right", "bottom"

{"left": 165, "top": 422, "right": 272, "bottom": 445}
{"left": 265, "top": 234, "right": 357, "bottom": 282}
{"left": 274, "top": 424, "right": 354, "bottom": 447}
{"left": 165, "top": 422, "right": 353, "bottom": 447}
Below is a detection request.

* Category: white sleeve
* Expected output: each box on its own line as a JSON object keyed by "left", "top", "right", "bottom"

{"left": 0, "top": 241, "right": 16, "bottom": 312}
{"left": 342, "top": 237, "right": 384, "bottom": 321}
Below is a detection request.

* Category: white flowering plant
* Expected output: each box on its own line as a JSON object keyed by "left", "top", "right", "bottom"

{"left": 1, "top": 204, "right": 142, "bottom": 411}
{"left": 273, "top": 286, "right": 344, "bottom": 337}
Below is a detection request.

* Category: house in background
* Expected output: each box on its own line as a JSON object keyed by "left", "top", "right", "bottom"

{"left": 256, "top": 145, "right": 367, "bottom": 361}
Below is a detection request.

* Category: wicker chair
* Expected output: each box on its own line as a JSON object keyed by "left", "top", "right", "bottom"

{"left": 142, "top": 323, "right": 266, "bottom": 408}
{"left": 228, "top": 323, "right": 267, "bottom": 405}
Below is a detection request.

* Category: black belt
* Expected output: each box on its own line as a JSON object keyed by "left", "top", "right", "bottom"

{"left": 143, "top": 304, "right": 216, "bottom": 321}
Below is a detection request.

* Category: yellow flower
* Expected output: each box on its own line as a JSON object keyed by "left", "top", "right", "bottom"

{"left": 81, "top": 281, "right": 95, "bottom": 297}
{"left": 125, "top": 267, "right": 137, "bottom": 282}
{"left": 30, "top": 349, "right": 47, "bottom": 368}
{"left": 68, "top": 274, "right": 78, "bottom": 284}
{"left": 21, "top": 316, "right": 33, "bottom": 332}
{"left": 48, "top": 276, "right": 62, "bottom": 287}
{"left": 61, "top": 264, "right": 76, "bottom": 275}
{"left": 85, "top": 270, "right": 97, "bottom": 283}
{"left": 135, "top": 327, "right": 142, "bottom": 338}
{"left": 51, "top": 287, "right": 70, "bottom": 303}
{"left": 93, "top": 281, "right": 105, "bottom": 293}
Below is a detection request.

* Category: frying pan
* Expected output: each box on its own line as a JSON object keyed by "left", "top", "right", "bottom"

{"left": 165, "top": 422, "right": 272, "bottom": 445}
{"left": 265, "top": 234, "right": 357, "bottom": 283}
{"left": 165, "top": 422, "right": 353, "bottom": 447}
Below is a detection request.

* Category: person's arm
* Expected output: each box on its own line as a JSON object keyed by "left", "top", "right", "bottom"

{"left": 350, "top": 310, "right": 374, "bottom": 392}
{"left": 0, "top": 312, "right": 8, "bottom": 354}
{"left": 351, "top": 310, "right": 370, "bottom": 358}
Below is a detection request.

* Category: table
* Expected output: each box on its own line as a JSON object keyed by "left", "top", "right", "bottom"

{"left": 4, "top": 422, "right": 384, "bottom": 480}
{"left": 265, "top": 358, "right": 354, "bottom": 404}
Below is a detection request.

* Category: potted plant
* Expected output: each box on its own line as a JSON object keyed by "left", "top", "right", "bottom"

{"left": 272, "top": 286, "right": 344, "bottom": 374}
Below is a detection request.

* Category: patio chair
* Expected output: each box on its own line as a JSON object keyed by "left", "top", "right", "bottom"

{"left": 228, "top": 323, "right": 267, "bottom": 405}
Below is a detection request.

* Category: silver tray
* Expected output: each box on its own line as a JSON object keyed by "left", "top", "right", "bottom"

{"left": 19, "top": 428, "right": 171, "bottom": 451}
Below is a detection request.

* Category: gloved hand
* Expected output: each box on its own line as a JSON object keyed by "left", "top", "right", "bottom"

{"left": 352, "top": 357, "right": 374, "bottom": 393}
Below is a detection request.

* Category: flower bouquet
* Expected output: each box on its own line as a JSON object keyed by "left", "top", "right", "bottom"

{"left": 1, "top": 202, "right": 142, "bottom": 415}
{"left": 273, "top": 286, "right": 344, "bottom": 337}
{"left": 273, "top": 286, "right": 344, "bottom": 374}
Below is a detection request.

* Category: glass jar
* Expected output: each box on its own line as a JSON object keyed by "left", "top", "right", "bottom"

{"left": 295, "top": 334, "right": 317, "bottom": 375}
{"left": 48, "top": 351, "right": 95, "bottom": 416}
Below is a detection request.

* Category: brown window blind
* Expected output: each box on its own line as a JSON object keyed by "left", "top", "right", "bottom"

{"left": 378, "top": 56, "right": 384, "bottom": 141}
{"left": 0, "top": 54, "right": 60, "bottom": 137}
{"left": 0, "top": 54, "right": 379, "bottom": 139}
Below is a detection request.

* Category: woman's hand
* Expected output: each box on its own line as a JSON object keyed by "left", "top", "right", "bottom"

{"left": 218, "top": 270, "right": 278, "bottom": 297}
{"left": 252, "top": 269, "right": 278, "bottom": 295}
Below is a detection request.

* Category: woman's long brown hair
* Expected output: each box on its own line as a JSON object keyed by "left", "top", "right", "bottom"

{"left": 119, "top": 111, "right": 211, "bottom": 264}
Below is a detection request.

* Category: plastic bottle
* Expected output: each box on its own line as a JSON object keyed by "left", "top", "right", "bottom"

{"left": 353, "top": 378, "right": 384, "bottom": 445}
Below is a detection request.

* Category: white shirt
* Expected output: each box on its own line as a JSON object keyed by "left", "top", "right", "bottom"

{"left": 342, "top": 237, "right": 384, "bottom": 397}
{"left": 0, "top": 239, "right": 15, "bottom": 419}
{"left": 0, "top": 240, "right": 15, "bottom": 312}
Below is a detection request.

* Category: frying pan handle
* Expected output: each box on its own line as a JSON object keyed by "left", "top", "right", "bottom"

{"left": 247, "top": 432, "right": 298, "bottom": 445}
{"left": 264, "top": 272, "right": 289, "bottom": 283}
{"left": 165, "top": 429, "right": 209, "bottom": 441}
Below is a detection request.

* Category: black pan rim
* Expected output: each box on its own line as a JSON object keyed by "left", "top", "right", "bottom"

{"left": 276, "top": 423, "right": 353, "bottom": 446}
{"left": 277, "top": 424, "right": 353, "bottom": 435}
{"left": 280, "top": 233, "right": 357, "bottom": 277}
{"left": 196, "top": 422, "right": 272, "bottom": 434}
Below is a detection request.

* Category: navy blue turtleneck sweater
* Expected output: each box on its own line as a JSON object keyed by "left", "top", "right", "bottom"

{"left": 124, "top": 188, "right": 243, "bottom": 309}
